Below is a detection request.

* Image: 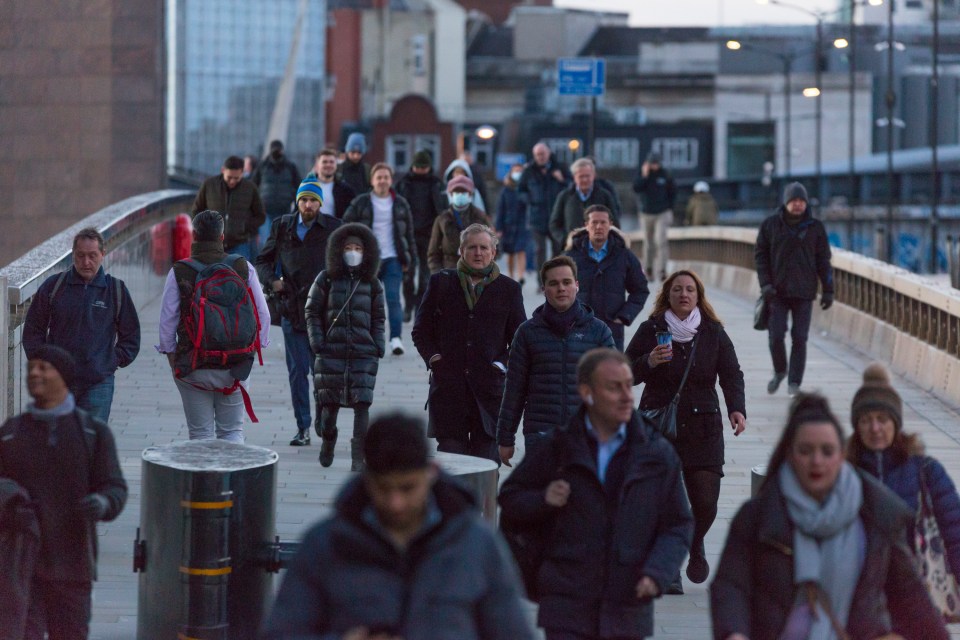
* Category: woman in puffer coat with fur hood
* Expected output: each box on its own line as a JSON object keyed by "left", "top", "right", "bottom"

{"left": 305, "top": 223, "right": 385, "bottom": 471}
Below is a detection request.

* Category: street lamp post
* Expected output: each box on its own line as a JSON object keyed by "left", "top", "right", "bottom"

{"left": 757, "top": 0, "right": 827, "bottom": 201}
{"left": 931, "top": 0, "right": 940, "bottom": 273}
{"left": 886, "top": 0, "right": 896, "bottom": 264}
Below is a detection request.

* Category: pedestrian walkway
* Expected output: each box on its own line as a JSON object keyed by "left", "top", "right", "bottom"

{"left": 89, "top": 275, "right": 960, "bottom": 639}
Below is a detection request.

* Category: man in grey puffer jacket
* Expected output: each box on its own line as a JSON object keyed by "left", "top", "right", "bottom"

{"left": 261, "top": 413, "right": 536, "bottom": 640}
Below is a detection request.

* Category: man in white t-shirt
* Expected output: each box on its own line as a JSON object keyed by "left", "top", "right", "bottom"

{"left": 307, "top": 148, "right": 357, "bottom": 220}
{"left": 344, "top": 163, "right": 417, "bottom": 355}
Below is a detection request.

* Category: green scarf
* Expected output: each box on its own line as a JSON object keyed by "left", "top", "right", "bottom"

{"left": 456, "top": 258, "right": 499, "bottom": 310}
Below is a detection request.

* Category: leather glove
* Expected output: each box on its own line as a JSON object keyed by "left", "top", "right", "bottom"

{"left": 820, "top": 292, "right": 834, "bottom": 310}
{"left": 77, "top": 493, "right": 109, "bottom": 521}
{"left": 761, "top": 284, "right": 777, "bottom": 300}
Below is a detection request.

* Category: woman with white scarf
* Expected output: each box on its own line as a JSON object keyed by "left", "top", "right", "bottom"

{"left": 710, "top": 393, "right": 948, "bottom": 640}
{"left": 626, "top": 270, "right": 747, "bottom": 593}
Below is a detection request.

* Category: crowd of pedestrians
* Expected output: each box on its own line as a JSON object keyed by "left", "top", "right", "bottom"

{"left": 6, "top": 134, "right": 960, "bottom": 640}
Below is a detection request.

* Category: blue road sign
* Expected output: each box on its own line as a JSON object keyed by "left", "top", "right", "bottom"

{"left": 557, "top": 58, "right": 606, "bottom": 96}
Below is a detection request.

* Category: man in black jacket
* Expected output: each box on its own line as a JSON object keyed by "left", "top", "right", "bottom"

{"left": 255, "top": 178, "right": 341, "bottom": 446}
{"left": 633, "top": 152, "right": 677, "bottom": 281}
{"left": 549, "top": 158, "right": 618, "bottom": 257}
{"left": 519, "top": 143, "right": 571, "bottom": 270}
{"left": 565, "top": 205, "right": 649, "bottom": 350}
{"left": 755, "top": 182, "right": 834, "bottom": 396}
{"left": 191, "top": 155, "right": 266, "bottom": 259}
{"left": 396, "top": 150, "right": 445, "bottom": 321}
{"left": 252, "top": 140, "right": 301, "bottom": 224}
{"left": 0, "top": 345, "right": 127, "bottom": 640}
{"left": 499, "top": 348, "right": 692, "bottom": 640}
{"left": 306, "top": 148, "right": 356, "bottom": 220}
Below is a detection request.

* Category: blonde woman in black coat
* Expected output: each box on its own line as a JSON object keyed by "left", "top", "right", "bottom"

{"left": 305, "top": 223, "right": 385, "bottom": 471}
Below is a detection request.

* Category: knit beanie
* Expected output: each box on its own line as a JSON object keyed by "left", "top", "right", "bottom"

{"left": 345, "top": 132, "right": 367, "bottom": 154}
{"left": 646, "top": 151, "right": 662, "bottom": 164}
{"left": 851, "top": 362, "right": 903, "bottom": 432}
{"left": 412, "top": 150, "right": 433, "bottom": 168}
{"left": 446, "top": 175, "right": 475, "bottom": 194}
{"left": 31, "top": 344, "right": 76, "bottom": 389}
{"left": 296, "top": 178, "right": 324, "bottom": 203}
{"left": 783, "top": 182, "right": 809, "bottom": 205}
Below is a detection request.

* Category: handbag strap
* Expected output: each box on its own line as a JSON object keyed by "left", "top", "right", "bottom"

{"left": 804, "top": 582, "right": 852, "bottom": 640}
{"left": 326, "top": 278, "right": 362, "bottom": 338}
{"left": 670, "top": 337, "right": 698, "bottom": 403}
{"left": 917, "top": 456, "right": 936, "bottom": 513}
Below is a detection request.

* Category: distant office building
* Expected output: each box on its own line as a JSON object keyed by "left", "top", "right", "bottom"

{"left": 167, "top": 0, "right": 327, "bottom": 175}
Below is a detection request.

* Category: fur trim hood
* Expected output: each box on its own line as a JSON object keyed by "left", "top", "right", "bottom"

{"left": 564, "top": 224, "right": 627, "bottom": 251}
{"left": 325, "top": 222, "right": 381, "bottom": 282}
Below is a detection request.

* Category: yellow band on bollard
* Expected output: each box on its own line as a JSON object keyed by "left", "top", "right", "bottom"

{"left": 178, "top": 566, "right": 232, "bottom": 576}
{"left": 179, "top": 500, "right": 233, "bottom": 509}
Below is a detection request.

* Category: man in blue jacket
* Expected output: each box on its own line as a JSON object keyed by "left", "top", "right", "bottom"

{"left": 499, "top": 348, "right": 692, "bottom": 640}
{"left": 22, "top": 227, "right": 140, "bottom": 423}
{"left": 496, "top": 255, "right": 614, "bottom": 466}
{"left": 565, "top": 204, "right": 649, "bottom": 350}
{"left": 261, "top": 412, "right": 536, "bottom": 640}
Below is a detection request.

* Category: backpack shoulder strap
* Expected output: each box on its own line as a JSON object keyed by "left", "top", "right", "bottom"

{"left": 75, "top": 409, "right": 98, "bottom": 486}
{"left": 178, "top": 258, "right": 205, "bottom": 274}
{"left": 109, "top": 275, "right": 124, "bottom": 325}
{"left": 48, "top": 270, "right": 70, "bottom": 303}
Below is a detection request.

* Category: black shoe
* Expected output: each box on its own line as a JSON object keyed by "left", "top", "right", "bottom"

{"left": 403, "top": 305, "right": 415, "bottom": 323}
{"left": 686, "top": 551, "right": 710, "bottom": 584}
{"left": 666, "top": 575, "right": 684, "bottom": 595}
{"left": 319, "top": 429, "right": 338, "bottom": 467}
{"left": 289, "top": 429, "right": 311, "bottom": 446}
{"left": 767, "top": 372, "right": 786, "bottom": 394}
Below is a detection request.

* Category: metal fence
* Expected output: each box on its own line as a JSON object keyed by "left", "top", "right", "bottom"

{"left": 0, "top": 190, "right": 194, "bottom": 421}
{"left": 628, "top": 226, "right": 960, "bottom": 359}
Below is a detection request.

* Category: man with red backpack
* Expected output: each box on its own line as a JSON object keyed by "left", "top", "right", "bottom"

{"left": 157, "top": 210, "right": 271, "bottom": 442}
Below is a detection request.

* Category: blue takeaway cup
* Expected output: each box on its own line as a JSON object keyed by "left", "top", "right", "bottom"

{"left": 656, "top": 331, "right": 673, "bottom": 360}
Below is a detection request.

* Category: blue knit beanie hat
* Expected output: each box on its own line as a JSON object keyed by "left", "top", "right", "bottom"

{"left": 296, "top": 178, "right": 324, "bottom": 203}
{"left": 345, "top": 132, "right": 367, "bottom": 154}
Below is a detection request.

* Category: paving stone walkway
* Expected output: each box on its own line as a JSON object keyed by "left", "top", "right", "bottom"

{"left": 88, "top": 275, "right": 960, "bottom": 639}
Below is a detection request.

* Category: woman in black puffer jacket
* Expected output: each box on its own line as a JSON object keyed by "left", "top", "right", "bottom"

{"left": 305, "top": 223, "right": 385, "bottom": 471}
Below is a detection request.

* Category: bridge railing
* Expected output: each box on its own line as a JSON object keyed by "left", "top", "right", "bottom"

{"left": 0, "top": 190, "right": 195, "bottom": 421}
{"left": 628, "top": 226, "right": 960, "bottom": 360}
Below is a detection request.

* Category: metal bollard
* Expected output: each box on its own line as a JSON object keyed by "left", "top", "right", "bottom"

{"left": 948, "top": 235, "right": 960, "bottom": 289}
{"left": 136, "top": 440, "right": 278, "bottom": 640}
{"left": 751, "top": 465, "right": 767, "bottom": 498}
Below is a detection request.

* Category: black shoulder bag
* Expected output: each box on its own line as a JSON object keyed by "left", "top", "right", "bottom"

{"left": 639, "top": 337, "right": 698, "bottom": 442}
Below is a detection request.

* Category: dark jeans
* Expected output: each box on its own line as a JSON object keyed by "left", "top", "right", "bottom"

{"left": 317, "top": 402, "right": 370, "bottom": 439}
{"left": 436, "top": 401, "right": 498, "bottom": 464}
{"left": 76, "top": 374, "right": 115, "bottom": 423}
{"left": 281, "top": 318, "right": 313, "bottom": 430}
{"left": 530, "top": 229, "right": 551, "bottom": 277}
{"left": 767, "top": 296, "right": 813, "bottom": 385}
{"left": 24, "top": 579, "right": 92, "bottom": 640}
{"left": 379, "top": 257, "right": 403, "bottom": 339}
{"left": 403, "top": 227, "right": 432, "bottom": 311}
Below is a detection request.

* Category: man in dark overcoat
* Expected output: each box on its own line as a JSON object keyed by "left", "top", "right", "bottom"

{"left": 412, "top": 223, "right": 526, "bottom": 463}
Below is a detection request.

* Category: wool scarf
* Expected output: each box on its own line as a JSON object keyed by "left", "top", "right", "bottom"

{"left": 542, "top": 299, "right": 582, "bottom": 336}
{"left": 456, "top": 258, "right": 499, "bottom": 310}
{"left": 664, "top": 307, "right": 701, "bottom": 343}
{"left": 777, "top": 462, "right": 865, "bottom": 640}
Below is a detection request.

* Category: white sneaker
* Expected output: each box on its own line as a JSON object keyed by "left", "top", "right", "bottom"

{"left": 390, "top": 336, "right": 405, "bottom": 355}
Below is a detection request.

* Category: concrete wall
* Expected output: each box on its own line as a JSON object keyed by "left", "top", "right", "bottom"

{"left": 0, "top": 0, "right": 165, "bottom": 267}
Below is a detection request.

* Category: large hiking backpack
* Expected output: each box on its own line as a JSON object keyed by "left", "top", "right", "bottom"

{"left": 176, "top": 256, "right": 263, "bottom": 421}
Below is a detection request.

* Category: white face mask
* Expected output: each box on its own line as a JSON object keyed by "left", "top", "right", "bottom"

{"left": 510, "top": 171, "right": 523, "bottom": 182}
{"left": 343, "top": 250, "right": 363, "bottom": 267}
{"left": 450, "top": 192, "right": 472, "bottom": 209}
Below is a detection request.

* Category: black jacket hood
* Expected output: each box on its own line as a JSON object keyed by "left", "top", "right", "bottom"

{"left": 325, "top": 222, "right": 381, "bottom": 282}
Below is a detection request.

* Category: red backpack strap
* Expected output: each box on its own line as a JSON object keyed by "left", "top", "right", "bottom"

{"left": 177, "top": 377, "right": 258, "bottom": 423}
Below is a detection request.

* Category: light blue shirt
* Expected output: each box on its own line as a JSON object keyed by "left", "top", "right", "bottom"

{"left": 576, "top": 186, "right": 594, "bottom": 202}
{"left": 585, "top": 415, "right": 627, "bottom": 484}
{"left": 587, "top": 239, "right": 609, "bottom": 263}
{"left": 296, "top": 213, "right": 318, "bottom": 241}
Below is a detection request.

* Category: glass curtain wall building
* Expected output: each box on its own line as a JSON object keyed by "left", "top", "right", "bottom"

{"left": 167, "top": 0, "right": 327, "bottom": 175}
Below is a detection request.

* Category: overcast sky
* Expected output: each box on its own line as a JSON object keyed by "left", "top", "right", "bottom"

{"left": 554, "top": 0, "right": 843, "bottom": 27}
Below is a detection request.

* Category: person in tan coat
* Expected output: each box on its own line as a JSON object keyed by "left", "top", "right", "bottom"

{"left": 427, "top": 175, "right": 491, "bottom": 272}
{"left": 686, "top": 181, "right": 719, "bottom": 226}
